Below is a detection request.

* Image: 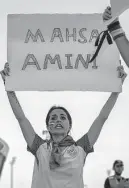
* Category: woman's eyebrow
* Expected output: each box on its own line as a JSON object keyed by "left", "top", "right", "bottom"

{"left": 51, "top": 114, "right": 57, "bottom": 117}
{"left": 60, "top": 114, "right": 66, "bottom": 116}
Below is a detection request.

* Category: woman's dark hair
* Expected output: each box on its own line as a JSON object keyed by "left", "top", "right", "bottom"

{"left": 46, "top": 106, "right": 72, "bottom": 129}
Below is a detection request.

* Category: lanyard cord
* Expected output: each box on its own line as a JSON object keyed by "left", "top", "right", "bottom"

{"left": 89, "top": 30, "right": 113, "bottom": 63}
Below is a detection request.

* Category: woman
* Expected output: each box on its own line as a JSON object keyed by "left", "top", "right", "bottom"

{"left": 104, "top": 160, "right": 129, "bottom": 188}
{"left": 0, "top": 63, "right": 127, "bottom": 188}
{"left": 103, "top": 6, "right": 129, "bottom": 68}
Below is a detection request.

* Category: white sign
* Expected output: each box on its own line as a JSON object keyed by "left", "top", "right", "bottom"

{"left": 6, "top": 14, "right": 121, "bottom": 92}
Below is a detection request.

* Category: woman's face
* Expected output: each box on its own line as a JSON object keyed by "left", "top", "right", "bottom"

{"left": 114, "top": 163, "right": 124, "bottom": 175}
{"left": 47, "top": 109, "right": 71, "bottom": 135}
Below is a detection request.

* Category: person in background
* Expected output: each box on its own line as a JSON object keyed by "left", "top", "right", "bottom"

{"left": 104, "top": 160, "right": 129, "bottom": 188}
{"left": 0, "top": 138, "right": 9, "bottom": 179}
{"left": 0, "top": 63, "right": 127, "bottom": 188}
{"left": 103, "top": 6, "right": 129, "bottom": 69}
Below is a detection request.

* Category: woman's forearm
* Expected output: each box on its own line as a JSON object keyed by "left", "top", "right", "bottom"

{"left": 115, "top": 35, "right": 129, "bottom": 68}
{"left": 108, "top": 20, "right": 129, "bottom": 68}
{"left": 88, "top": 92, "right": 119, "bottom": 146}
{"left": 6, "top": 91, "right": 35, "bottom": 147}
{"left": 99, "top": 92, "right": 119, "bottom": 119}
{"left": 1, "top": 65, "right": 35, "bottom": 147}
{"left": 7, "top": 91, "right": 25, "bottom": 120}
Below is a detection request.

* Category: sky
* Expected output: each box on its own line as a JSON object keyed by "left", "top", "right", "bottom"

{"left": 0, "top": 0, "right": 129, "bottom": 188}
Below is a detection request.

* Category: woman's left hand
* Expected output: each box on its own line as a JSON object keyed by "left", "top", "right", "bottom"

{"left": 117, "top": 65, "right": 127, "bottom": 84}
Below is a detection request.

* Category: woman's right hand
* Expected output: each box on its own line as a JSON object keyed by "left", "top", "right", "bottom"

{"left": 0, "top": 62, "right": 10, "bottom": 84}
{"left": 102, "top": 6, "right": 118, "bottom": 24}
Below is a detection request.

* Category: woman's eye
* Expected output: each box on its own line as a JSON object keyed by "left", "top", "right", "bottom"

{"left": 61, "top": 116, "right": 66, "bottom": 120}
{"left": 51, "top": 117, "right": 56, "bottom": 120}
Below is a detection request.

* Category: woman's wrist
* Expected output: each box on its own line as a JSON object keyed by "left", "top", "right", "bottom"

{"left": 108, "top": 20, "right": 121, "bottom": 32}
{"left": 112, "top": 92, "right": 120, "bottom": 96}
{"left": 107, "top": 20, "right": 125, "bottom": 41}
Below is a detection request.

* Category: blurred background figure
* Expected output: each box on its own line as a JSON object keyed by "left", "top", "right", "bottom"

{"left": 106, "top": 169, "right": 112, "bottom": 177}
{"left": 10, "top": 157, "right": 16, "bottom": 188}
{"left": 42, "top": 130, "right": 50, "bottom": 140}
{"left": 0, "top": 137, "right": 9, "bottom": 179}
{"left": 104, "top": 160, "right": 129, "bottom": 188}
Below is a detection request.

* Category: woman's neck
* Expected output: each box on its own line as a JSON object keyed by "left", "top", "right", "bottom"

{"left": 115, "top": 174, "right": 121, "bottom": 179}
{"left": 51, "top": 133, "right": 67, "bottom": 143}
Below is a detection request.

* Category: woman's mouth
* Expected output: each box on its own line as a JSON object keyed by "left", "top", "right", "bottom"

{"left": 55, "top": 124, "right": 63, "bottom": 129}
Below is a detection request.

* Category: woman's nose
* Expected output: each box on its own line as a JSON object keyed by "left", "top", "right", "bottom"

{"left": 56, "top": 120, "right": 61, "bottom": 123}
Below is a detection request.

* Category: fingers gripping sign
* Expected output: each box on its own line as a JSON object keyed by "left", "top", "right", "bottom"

{"left": 0, "top": 62, "right": 10, "bottom": 85}
{"left": 103, "top": 6, "right": 112, "bottom": 21}
{"left": 103, "top": 0, "right": 129, "bottom": 25}
{"left": 117, "top": 65, "right": 127, "bottom": 84}
{"left": 103, "top": 6, "right": 118, "bottom": 23}
{"left": 4, "top": 62, "right": 10, "bottom": 76}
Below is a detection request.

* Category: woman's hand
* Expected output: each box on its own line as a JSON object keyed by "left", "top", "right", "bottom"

{"left": 103, "top": 6, "right": 118, "bottom": 23}
{"left": 117, "top": 65, "right": 127, "bottom": 84}
{"left": 0, "top": 62, "right": 10, "bottom": 84}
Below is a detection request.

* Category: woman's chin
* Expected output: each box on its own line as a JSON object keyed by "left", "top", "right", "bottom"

{"left": 50, "top": 128, "right": 66, "bottom": 134}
